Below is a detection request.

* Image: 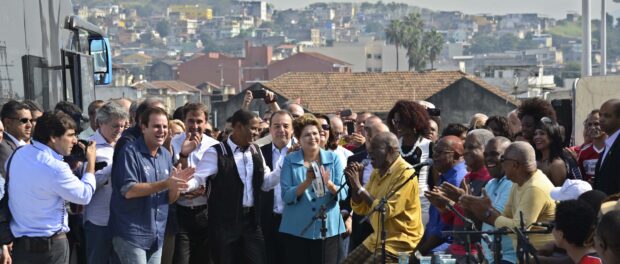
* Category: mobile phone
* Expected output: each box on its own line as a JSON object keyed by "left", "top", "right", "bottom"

{"left": 95, "top": 161, "right": 108, "bottom": 171}
{"left": 346, "top": 122, "right": 355, "bottom": 135}
{"left": 251, "top": 89, "right": 267, "bottom": 99}
{"left": 427, "top": 108, "right": 441, "bottom": 117}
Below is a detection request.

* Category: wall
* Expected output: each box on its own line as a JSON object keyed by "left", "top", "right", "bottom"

{"left": 427, "top": 79, "right": 517, "bottom": 129}
{"left": 267, "top": 53, "right": 336, "bottom": 80}
{"left": 178, "top": 54, "right": 243, "bottom": 92}
{"left": 574, "top": 76, "right": 620, "bottom": 145}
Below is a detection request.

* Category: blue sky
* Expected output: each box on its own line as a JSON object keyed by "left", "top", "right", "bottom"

{"left": 266, "top": 0, "right": 619, "bottom": 19}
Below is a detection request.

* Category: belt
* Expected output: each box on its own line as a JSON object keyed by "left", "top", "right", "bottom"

{"left": 17, "top": 232, "right": 67, "bottom": 241}
{"left": 178, "top": 204, "right": 208, "bottom": 211}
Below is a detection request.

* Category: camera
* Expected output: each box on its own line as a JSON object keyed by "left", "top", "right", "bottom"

{"left": 66, "top": 139, "right": 91, "bottom": 162}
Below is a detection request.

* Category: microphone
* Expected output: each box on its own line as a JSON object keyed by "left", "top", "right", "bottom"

{"left": 409, "top": 160, "right": 433, "bottom": 170}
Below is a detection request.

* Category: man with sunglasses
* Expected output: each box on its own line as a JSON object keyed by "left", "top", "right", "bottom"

{"left": 460, "top": 141, "right": 556, "bottom": 251}
{"left": 0, "top": 100, "right": 33, "bottom": 175}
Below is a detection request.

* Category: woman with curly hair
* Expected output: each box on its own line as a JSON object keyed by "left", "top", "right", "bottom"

{"left": 386, "top": 100, "right": 432, "bottom": 224}
{"left": 485, "top": 115, "right": 513, "bottom": 140}
{"left": 534, "top": 118, "right": 582, "bottom": 186}
{"left": 517, "top": 97, "right": 557, "bottom": 143}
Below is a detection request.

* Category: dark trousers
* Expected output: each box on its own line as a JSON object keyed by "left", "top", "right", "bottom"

{"left": 349, "top": 213, "right": 373, "bottom": 252}
{"left": 263, "top": 213, "right": 283, "bottom": 264}
{"left": 173, "top": 205, "right": 211, "bottom": 264}
{"left": 12, "top": 236, "right": 70, "bottom": 264}
{"left": 280, "top": 232, "right": 340, "bottom": 264}
{"left": 209, "top": 210, "right": 265, "bottom": 264}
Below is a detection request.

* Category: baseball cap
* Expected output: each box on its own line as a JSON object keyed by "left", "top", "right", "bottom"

{"left": 550, "top": 179, "right": 592, "bottom": 201}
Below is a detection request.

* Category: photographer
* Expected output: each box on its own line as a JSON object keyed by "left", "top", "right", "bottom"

{"left": 8, "top": 111, "right": 97, "bottom": 264}
{"left": 83, "top": 102, "right": 128, "bottom": 264}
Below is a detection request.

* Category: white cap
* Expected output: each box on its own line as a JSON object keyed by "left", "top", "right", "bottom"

{"left": 550, "top": 179, "right": 592, "bottom": 201}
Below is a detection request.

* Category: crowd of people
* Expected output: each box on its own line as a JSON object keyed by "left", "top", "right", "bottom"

{"left": 0, "top": 92, "right": 618, "bottom": 264}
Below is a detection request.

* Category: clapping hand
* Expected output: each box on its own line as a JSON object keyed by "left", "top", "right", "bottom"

{"left": 168, "top": 164, "right": 195, "bottom": 193}
{"left": 440, "top": 181, "right": 467, "bottom": 203}
{"left": 424, "top": 187, "right": 451, "bottom": 211}
{"left": 344, "top": 162, "right": 364, "bottom": 190}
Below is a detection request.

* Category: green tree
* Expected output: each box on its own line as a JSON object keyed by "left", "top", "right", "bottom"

{"left": 401, "top": 13, "right": 426, "bottom": 71}
{"left": 385, "top": 20, "right": 405, "bottom": 71}
{"left": 423, "top": 30, "right": 444, "bottom": 69}
{"left": 498, "top": 34, "right": 518, "bottom": 51}
{"left": 156, "top": 20, "right": 170, "bottom": 38}
{"left": 469, "top": 34, "right": 499, "bottom": 54}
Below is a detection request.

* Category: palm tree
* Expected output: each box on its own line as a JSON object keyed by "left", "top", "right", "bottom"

{"left": 385, "top": 20, "right": 404, "bottom": 71}
{"left": 423, "top": 29, "right": 444, "bottom": 69}
{"left": 402, "top": 13, "right": 425, "bottom": 71}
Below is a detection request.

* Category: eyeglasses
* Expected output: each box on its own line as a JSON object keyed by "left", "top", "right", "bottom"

{"left": 10, "top": 117, "right": 33, "bottom": 124}
{"left": 321, "top": 124, "right": 330, "bottom": 131}
{"left": 391, "top": 119, "right": 401, "bottom": 126}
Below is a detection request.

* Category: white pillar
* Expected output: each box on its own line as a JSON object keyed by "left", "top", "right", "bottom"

{"left": 601, "top": 0, "right": 607, "bottom": 75}
{"left": 582, "top": 0, "right": 592, "bottom": 76}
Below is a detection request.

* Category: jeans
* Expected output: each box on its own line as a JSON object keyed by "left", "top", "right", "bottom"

{"left": 112, "top": 237, "right": 162, "bottom": 264}
{"left": 84, "top": 221, "right": 119, "bottom": 264}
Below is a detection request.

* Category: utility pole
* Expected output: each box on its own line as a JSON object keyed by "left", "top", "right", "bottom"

{"left": 582, "top": 0, "right": 593, "bottom": 76}
{"left": 601, "top": 0, "right": 607, "bottom": 75}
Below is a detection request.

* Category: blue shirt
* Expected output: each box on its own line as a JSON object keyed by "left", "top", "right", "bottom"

{"left": 482, "top": 176, "right": 516, "bottom": 264}
{"left": 8, "top": 141, "right": 96, "bottom": 237}
{"left": 279, "top": 149, "right": 348, "bottom": 239}
{"left": 425, "top": 162, "right": 467, "bottom": 247}
{"left": 109, "top": 136, "right": 172, "bottom": 250}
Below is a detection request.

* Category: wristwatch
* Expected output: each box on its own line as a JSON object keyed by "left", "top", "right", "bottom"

{"left": 179, "top": 152, "right": 189, "bottom": 159}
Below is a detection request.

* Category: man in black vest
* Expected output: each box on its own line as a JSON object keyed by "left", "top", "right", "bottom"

{"left": 192, "top": 110, "right": 281, "bottom": 264}
{"left": 259, "top": 110, "right": 293, "bottom": 264}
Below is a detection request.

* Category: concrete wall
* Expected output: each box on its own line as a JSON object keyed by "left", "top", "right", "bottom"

{"left": 427, "top": 79, "right": 517, "bottom": 129}
{"left": 574, "top": 76, "right": 620, "bottom": 145}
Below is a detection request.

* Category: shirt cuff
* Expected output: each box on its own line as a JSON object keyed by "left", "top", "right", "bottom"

{"left": 120, "top": 182, "right": 136, "bottom": 197}
{"left": 81, "top": 172, "right": 97, "bottom": 189}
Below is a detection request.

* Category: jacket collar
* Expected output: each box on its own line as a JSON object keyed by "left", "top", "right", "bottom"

{"left": 291, "top": 148, "right": 333, "bottom": 166}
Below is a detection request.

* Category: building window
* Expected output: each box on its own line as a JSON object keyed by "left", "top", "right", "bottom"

{"left": 498, "top": 71, "right": 503, "bottom": 78}
{"left": 366, "top": 54, "right": 372, "bottom": 59}
{"left": 367, "top": 67, "right": 373, "bottom": 72}
{"left": 374, "top": 68, "right": 382, "bottom": 72}
{"left": 374, "top": 54, "right": 382, "bottom": 59}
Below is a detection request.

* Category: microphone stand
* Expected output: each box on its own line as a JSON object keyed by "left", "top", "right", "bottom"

{"left": 445, "top": 203, "right": 477, "bottom": 264}
{"left": 300, "top": 181, "right": 348, "bottom": 264}
{"left": 443, "top": 228, "right": 509, "bottom": 264}
{"left": 515, "top": 211, "right": 542, "bottom": 264}
{"left": 359, "top": 169, "right": 419, "bottom": 264}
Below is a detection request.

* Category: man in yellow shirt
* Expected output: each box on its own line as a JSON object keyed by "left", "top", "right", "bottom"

{"left": 342, "top": 132, "right": 424, "bottom": 264}
{"left": 460, "top": 141, "right": 556, "bottom": 251}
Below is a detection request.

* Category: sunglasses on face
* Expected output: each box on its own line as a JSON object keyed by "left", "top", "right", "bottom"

{"left": 499, "top": 155, "right": 518, "bottom": 163}
{"left": 321, "top": 124, "right": 330, "bottom": 131}
{"left": 10, "top": 117, "right": 33, "bottom": 124}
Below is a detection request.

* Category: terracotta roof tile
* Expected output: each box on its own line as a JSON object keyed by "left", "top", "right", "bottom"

{"left": 260, "top": 71, "right": 518, "bottom": 114}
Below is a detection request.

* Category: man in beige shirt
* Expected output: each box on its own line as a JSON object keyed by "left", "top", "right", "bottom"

{"left": 460, "top": 141, "right": 556, "bottom": 249}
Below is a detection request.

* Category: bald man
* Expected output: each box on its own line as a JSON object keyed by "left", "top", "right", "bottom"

{"left": 286, "top": 103, "right": 304, "bottom": 119}
{"left": 595, "top": 99, "right": 620, "bottom": 195}
{"left": 418, "top": 136, "right": 468, "bottom": 255}
{"left": 460, "top": 141, "right": 556, "bottom": 251}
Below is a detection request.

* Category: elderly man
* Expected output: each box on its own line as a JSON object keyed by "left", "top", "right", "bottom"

{"left": 417, "top": 136, "right": 468, "bottom": 255}
{"left": 460, "top": 142, "right": 556, "bottom": 252}
{"left": 426, "top": 129, "right": 494, "bottom": 262}
{"left": 345, "top": 116, "right": 389, "bottom": 251}
{"left": 595, "top": 99, "right": 620, "bottom": 195}
{"left": 80, "top": 100, "right": 106, "bottom": 139}
{"left": 343, "top": 132, "right": 424, "bottom": 263}
{"left": 286, "top": 103, "right": 304, "bottom": 119}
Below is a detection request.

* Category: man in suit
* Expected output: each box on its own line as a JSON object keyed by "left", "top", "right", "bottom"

{"left": 344, "top": 116, "right": 390, "bottom": 251}
{"left": 259, "top": 110, "right": 294, "bottom": 264}
{"left": 595, "top": 99, "right": 620, "bottom": 195}
{"left": 0, "top": 100, "right": 33, "bottom": 176}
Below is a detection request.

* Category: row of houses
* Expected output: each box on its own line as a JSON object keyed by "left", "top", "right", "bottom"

{"left": 101, "top": 70, "right": 518, "bottom": 129}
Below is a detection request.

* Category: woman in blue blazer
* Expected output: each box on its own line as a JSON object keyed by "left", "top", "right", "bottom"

{"left": 279, "top": 114, "right": 348, "bottom": 264}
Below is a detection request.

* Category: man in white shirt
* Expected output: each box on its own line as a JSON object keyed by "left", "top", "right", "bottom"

{"left": 171, "top": 103, "right": 219, "bottom": 264}
{"left": 259, "top": 110, "right": 293, "bottom": 264}
{"left": 192, "top": 110, "right": 281, "bottom": 264}
{"left": 595, "top": 99, "right": 620, "bottom": 195}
